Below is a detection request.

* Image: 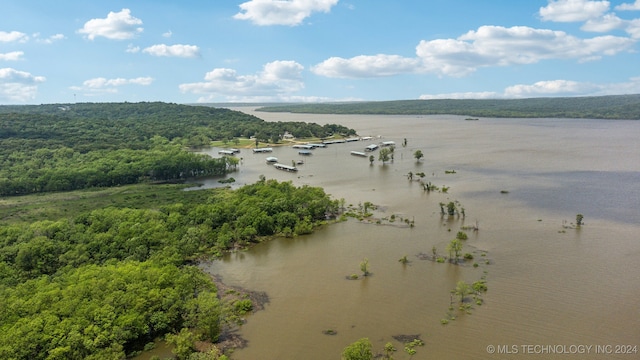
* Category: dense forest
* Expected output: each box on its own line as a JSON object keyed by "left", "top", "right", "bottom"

{"left": 0, "top": 102, "right": 348, "bottom": 359}
{"left": 0, "top": 180, "right": 339, "bottom": 359}
{"left": 255, "top": 94, "right": 640, "bottom": 119}
{"left": 0, "top": 102, "right": 356, "bottom": 196}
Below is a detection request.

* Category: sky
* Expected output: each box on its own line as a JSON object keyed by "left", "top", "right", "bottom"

{"left": 1, "top": 0, "right": 640, "bottom": 104}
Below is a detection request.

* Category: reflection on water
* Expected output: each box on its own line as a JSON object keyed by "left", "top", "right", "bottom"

{"left": 200, "top": 111, "right": 640, "bottom": 360}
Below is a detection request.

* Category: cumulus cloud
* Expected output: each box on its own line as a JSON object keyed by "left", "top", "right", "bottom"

{"left": 420, "top": 77, "right": 640, "bottom": 99}
{"left": 0, "top": 67, "right": 46, "bottom": 102}
{"left": 77, "top": 9, "right": 143, "bottom": 40}
{"left": 126, "top": 44, "right": 140, "bottom": 53}
{"left": 34, "top": 33, "right": 65, "bottom": 44}
{"left": 504, "top": 79, "right": 596, "bottom": 97}
{"left": 313, "top": 25, "right": 635, "bottom": 78}
{"left": 311, "top": 54, "right": 420, "bottom": 78}
{"left": 0, "top": 51, "right": 24, "bottom": 61}
{"left": 234, "top": 0, "right": 339, "bottom": 26}
{"left": 70, "top": 76, "right": 153, "bottom": 95}
{"left": 142, "top": 44, "right": 200, "bottom": 58}
{"left": 581, "top": 13, "right": 626, "bottom": 32}
{"left": 616, "top": 0, "right": 640, "bottom": 11}
{"left": 539, "top": 0, "right": 610, "bottom": 22}
{"left": 179, "top": 60, "right": 304, "bottom": 102}
{"left": 0, "top": 31, "right": 29, "bottom": 43}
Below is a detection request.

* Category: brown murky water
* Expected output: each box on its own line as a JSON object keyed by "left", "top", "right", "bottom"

{"left": 197, "top": 110, "right": 640, "bottom": 359}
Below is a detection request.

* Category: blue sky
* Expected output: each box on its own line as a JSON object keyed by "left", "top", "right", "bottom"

{"left": 1, "top": 0, "right": 640, "bottom": 104}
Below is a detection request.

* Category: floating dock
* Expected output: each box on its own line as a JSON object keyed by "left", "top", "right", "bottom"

{"left": 273, "top": 163, "right": 298, "bottom": 172}
{"left": 253, "top": 147, "right": 273, "bottom": 153}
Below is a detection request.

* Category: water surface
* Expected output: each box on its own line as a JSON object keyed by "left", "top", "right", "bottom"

{"left": 198, "top": 111, "right": 640, "bottom": 359}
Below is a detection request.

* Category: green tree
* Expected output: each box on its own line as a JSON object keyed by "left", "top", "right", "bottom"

{"left": 383, "top": 342, "right": 396, "bottom": 359}
{"left": 455, "top": 281, "right": 472, "bottom": 305}
{"left": 166, "top": 328, "right": 196, "bottom": 360}
{"left": 576, "top": 214, "right": 584, "bottom": 226}
{"left": 379, "top": 148, "right": 391, "bottom": 164}
{"left": 342, "top": 338, "right": 373, "bottom": 360}
{"left": 360, "top": 258, "right": 370, "bottom": 276}
{"left": 446, "top": 238, "right": 463, "bottom": 264}
{"left": 446, "top": 201, "right": 457, "bottom": 216}
{"left": 369, "top": 155, "right": 375, "bottom": 165}
{"left": 413, "top": 149, "right": 424, "bottom": 162}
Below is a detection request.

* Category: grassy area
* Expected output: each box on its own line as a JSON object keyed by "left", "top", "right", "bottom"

{"left": 0, "top": 183, "right": 213, "bottom": 225}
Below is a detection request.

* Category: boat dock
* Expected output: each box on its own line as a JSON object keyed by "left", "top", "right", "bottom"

{"left": 253, "top": 147, "right": 273, "bottom": 153}
{"left": 273, "top": 163, "right": 298, "bottom": 172}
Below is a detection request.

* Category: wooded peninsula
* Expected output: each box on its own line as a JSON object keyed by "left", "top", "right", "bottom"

{"left": 254, "top": 94, "right": 640, "bottom": 119}
{"left": 0, "top": 102, "right": 353, "bottom": 360}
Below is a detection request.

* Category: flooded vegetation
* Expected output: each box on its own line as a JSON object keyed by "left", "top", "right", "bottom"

{"left": 198, "top": 109, "right": 640, "bottom": 359}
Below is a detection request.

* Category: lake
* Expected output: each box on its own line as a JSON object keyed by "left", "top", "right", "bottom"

{"left": 197, "top": 110, "right": 640, "bottom": 359}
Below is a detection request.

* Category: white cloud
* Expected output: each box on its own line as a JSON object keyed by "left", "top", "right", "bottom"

{"left": 581, "top": 13, "right": 626, "bottom": 32}
{"left": 420, "top": 77, "right": 640, "bottom": 99}
{"left": 311, "top": 54, "right": 420, "bottom": 78}
{"left": 162, "top": 30, "right": 173, "bottom": 38}
{"left": 0, "top": 68, "right": 46, "bottom": 102}
{"left": 616, "top": 0, "right": 640, "bottom": 11}
{"left": 313, "top": 25, "right": 635, "bottom": 78}
{"left": 626, "top": 18, "right": 640, "bottom": 37}
{"left": 0, "top": 51, "right": 24, "bottom": 61}
{"left": 0, "top": 31, "right": 29, "bottom": 43}
{"left": 504, "top": 80, "right": 596, "bottom": 97}
{"left": 540, "top": 0, "right": 610, "bottom": 22}
{"left": 126, "top": 44, "right": 140, "bottom": 53}
{"left": 70, "top": 76, "right": 153, "bottom": 95}
{"left": 179, "top": 60, "right": 305, "bottom": 102}
{"left": 234, "top": 0, "right": 339, "bottom": 26}
{"left": 77, "top": 9, "right": 143, "bottom": 40}
{"left": 142, "top": 44, "right": 200, "bottom": 58}
{"left": 34, "top": 33, "right": 65, "bottom": 44}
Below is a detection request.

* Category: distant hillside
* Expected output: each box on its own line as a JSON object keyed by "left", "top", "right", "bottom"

{"left": 256, "top": 94, "right": 640, "bottom": 119}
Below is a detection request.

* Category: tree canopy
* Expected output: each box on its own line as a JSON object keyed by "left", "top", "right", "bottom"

{"left": 256, "top": 94, "right": 640, "bottom": 119}
{"left": 0, "top": 102, "right": 357, "bottom": 196}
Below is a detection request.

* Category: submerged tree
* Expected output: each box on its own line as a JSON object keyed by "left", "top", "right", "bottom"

{"left": 576, "top": 214, "right": 584, "bottom": 226}
{"left": 360, "top": 258, "right": 370, "bottom": 276}
{"left": 446, "top": 238, "right": 463, "bottom": 264}
{"left": 455, "top": 281, "right": 472, "bottom": 305}
{"left": 369, "top": 155, "right": 375, "bottom": 165}
{"left": 379, "top": 148, "right": 391, "bottom": 164}
{"left": 446, "top": 201, "right": 457, "bottom": 216}
{"left": 342, "top": 338, "right": 373, "bottom": 360}
{"left": 413, "top": 149, "right": 424, "bottom": 162}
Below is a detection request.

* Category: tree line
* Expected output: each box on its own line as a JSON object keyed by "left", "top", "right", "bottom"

{"left": 0, "top": 102, "right": 357, "bottom": 152}
{"left": 256, "top": 94, "right": 640, "bottom": 119}
{"left": 0, "top": 102, "right": 356, "bottom": 196}
{"left": 0, "top": 179, "right": 339, "bottom": 359}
